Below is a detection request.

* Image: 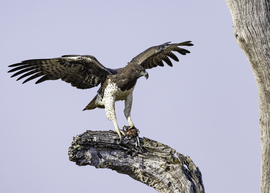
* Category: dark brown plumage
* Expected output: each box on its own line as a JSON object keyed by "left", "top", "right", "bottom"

{"left": 130, "top": 41, "right": 192, "bottom": 69}
{"left": 8, "top": 41, "right": 193, "bottom": 140}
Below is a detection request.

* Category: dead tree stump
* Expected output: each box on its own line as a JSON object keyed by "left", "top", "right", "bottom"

{"left": 68, "top": 130, "right": 204, "bottom": 193}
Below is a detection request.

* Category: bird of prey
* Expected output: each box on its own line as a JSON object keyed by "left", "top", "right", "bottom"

{"left": 8, "top": 41, "right": 193, "bottom": 140}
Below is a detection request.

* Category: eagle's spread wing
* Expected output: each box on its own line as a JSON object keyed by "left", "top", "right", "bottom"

{"left": 130, "top": 41, "right": 193, "bottom": 69}
{"left": 8, "top": 55, "right": 116, "bottom": 89}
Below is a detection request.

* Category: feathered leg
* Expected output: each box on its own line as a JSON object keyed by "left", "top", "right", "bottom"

{"left": 124, "top": 93, "right": 135, "bottom": 128}
{"left": 104, "top": 95, "right": 125, "bottom": 140}
{"left": 124, "top": 93, "right": 141, "bottom": 147}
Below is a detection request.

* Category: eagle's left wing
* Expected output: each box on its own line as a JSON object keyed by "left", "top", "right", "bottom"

{"left": 129, "top": 41, "right": 193, "bottom": 69}
{"left": 8, "top": 55, "right": 116, "bottom": 89}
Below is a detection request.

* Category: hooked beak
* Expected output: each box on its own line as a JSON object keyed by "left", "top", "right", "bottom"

{"left": 143, "top": 71, "right": 149, "bottom": 79}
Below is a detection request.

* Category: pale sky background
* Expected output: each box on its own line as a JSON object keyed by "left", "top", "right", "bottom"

{"left": 1, "top": 1, "right": 260, "bottom": 193}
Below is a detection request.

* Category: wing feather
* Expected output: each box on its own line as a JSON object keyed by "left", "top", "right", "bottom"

{"left": 8, "top": 55, "right": 115, "bottom": 89}
{"left": 10, "top": 67, "right": 36, "bottom": 78}
{"left": 130, "top": 41, "right": 193, "bottom": 69}
{"left": 23, "top": 72, "right": 44, "bottom": 84}
{"left": 161, "top": 55, "right": 173, "bottom": 67}
{"left": 16, "top": 69, "right": 39, "bottom": 81}
{"left": 166, "top": 52, "right": 179, "bottom": 62}
{"left": 8, "top": 64, "right": 34, "bottom": 73}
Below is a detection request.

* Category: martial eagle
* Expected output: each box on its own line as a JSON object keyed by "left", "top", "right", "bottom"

{"left": 8, "top": 41, "right": 193, "bottom": 140}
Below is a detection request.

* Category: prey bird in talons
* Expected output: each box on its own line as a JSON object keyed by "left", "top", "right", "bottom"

{"left": 8, "top": 41, "right": 193, "bottom": 141}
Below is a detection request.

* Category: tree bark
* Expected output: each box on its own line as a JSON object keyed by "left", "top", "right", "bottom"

{"left": 68, "top": 130, "right": 205, "bottom": 193}
{"left": 225, "top": 1, "right": 270, "bottom": 192}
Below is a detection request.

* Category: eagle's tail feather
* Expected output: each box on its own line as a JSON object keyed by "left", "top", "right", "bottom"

{"left": 83, "top": 95, "right": 104, "bottom": 111}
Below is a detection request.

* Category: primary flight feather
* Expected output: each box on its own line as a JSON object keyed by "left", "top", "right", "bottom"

{"left": 8, "top": 41, "right": 193, "bottom": 140}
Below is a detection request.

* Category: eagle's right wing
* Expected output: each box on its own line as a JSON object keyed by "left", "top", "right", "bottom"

{"left": 130, "top": 41, "right": 193, "bottom": 69}
{"left": 8, "top": 55, "right": 116, "bottom": 89}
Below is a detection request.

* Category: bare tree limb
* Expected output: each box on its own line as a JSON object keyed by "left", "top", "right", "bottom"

{"left": 225, "top": 1, "right": 270, "bottom": 192}
{"left": 68, "top": 130, "right": 205, "bottom": 193}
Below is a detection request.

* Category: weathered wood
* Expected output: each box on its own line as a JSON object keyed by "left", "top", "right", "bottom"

{"left": 225, "top": 1, "right": 270, "bottom": 193}
{"left": 68, "top": 130, "right": 205, "bottom": 193}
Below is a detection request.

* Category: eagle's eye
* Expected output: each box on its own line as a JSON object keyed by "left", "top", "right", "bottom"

{"left": 138, "top": 70, "right": 141, "bottom": 73}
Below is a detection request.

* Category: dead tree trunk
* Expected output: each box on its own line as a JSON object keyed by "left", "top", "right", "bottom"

{"left": 68, "top": 130, "right": 205, "bottom": 193}
{"left": 225, "top": 1, "right": 270, "bottom": 192}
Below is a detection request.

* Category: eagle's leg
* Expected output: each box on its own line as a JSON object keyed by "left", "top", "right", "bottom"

{"left": 124, "top": 94, "right": 135, "bottom": 128}
{"left": 104, "top": 96, "right": 125, "bottom": 140}
{"left": 112, "top": 119, "right": 125, "bottom": 140}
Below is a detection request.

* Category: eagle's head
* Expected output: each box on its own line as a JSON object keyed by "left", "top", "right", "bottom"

{"left": 129, "top": 63, "right": 149, "bottom": 80}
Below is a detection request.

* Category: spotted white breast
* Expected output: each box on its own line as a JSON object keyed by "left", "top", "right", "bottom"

{"left": 96, "top": 80, "right": 134, "bottom": 107}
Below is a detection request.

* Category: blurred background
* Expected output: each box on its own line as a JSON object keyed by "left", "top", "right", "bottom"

{"left": 1, "top": 1, "right": 260, "bottom": 192}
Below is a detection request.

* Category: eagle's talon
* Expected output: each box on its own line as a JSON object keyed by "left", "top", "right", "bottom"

{"left": 120, "top": 130, "right": 126, "bottom": 136}
{"left": 117, "top": 138, "right": 122, "bottom": 144}
{"left": 136, "top": 136, "right": 141, "bottom": 147}
{"left": 113, "top": 129, "right": 125, "bottom": 142}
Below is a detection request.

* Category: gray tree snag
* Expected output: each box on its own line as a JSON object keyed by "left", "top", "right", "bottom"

{"left": 225, "top": 1, "right": 270, "bottom": 192}
{"left": 68, "top": 130, "right": 205, "bottom": 193}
